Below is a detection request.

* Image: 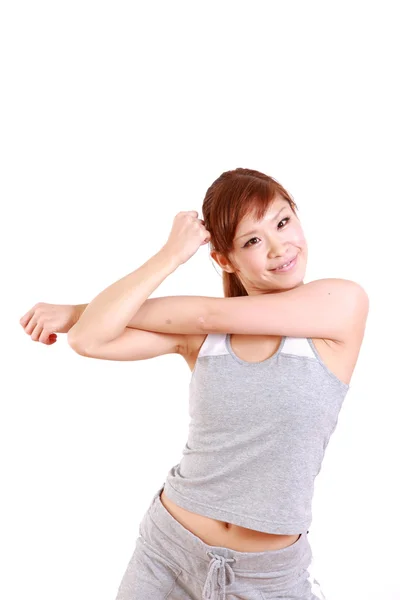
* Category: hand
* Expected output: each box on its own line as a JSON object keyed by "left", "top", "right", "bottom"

{"left": 161, "top": 211, "right": 211, "bottom": 266}
{"left": 19, "top": 303, "right": 79, "bottom": 345}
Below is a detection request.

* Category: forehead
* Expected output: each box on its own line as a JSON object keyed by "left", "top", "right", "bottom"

{"left": 239, "top": 196, "right": 288, "bottom": 227}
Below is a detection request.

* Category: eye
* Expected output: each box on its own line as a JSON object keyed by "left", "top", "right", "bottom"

{"left": 278, "top": 216, "right": 290, "bottom": 229}
{"left": 243, "top": 237, "right": 259, "bottom": 248}
{"left": 243, "top": 217, "right": 291, "bottom": 248}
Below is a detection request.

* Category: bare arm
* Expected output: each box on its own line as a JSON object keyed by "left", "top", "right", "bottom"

{"left": 68, "top": 208, "right": 215, "bottom": 354}
{"left": 68, "top": 249, "right": 183, "bottom": 352}
{"left": 117, "top": 278, "right": 369, "bottom": 342}
{"left": 72, "top": 278, "right": 368, "bottom": 346}
{"left": 72, "top": 297, "right": 210, "bottom": 333}
{"left": 201, "top": 278, "right": 369, "bottom": 342}
{"left": 21, "top": 210, "right": 213, "bottom": 349}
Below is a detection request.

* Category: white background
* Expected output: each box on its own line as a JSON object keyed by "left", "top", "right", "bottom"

{"left": 2, "top": 2, "right": 399, "bottom": 599}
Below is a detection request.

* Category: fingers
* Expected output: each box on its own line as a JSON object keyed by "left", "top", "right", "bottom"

{"left": 24, "top": 317, "right": 38, "bottom": 336}
{"left": 39, "top": 328, "right": 54, "bottom": 344}
{"left": 20, "top": 307, "right": 35, "bottom": 328}
{"left": 19, "top": 304, "right": 49, "bottom": 343}
{"left": 31, "top": 323, "right": 43, "bottom": 342}
{"left": 177, "top": 210, "right": 203, "bottom": 221}
{"left": 22, "top": 319, "right": 53, "bottom": 344}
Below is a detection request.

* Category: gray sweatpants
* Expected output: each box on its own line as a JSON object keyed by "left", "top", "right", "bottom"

{"left": 114, "top": 484, "right": 326, "bottom": 600}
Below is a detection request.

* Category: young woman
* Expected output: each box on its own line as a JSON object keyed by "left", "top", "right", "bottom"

{"left": 20, "top": 168, "right": 368, "bottom": 599}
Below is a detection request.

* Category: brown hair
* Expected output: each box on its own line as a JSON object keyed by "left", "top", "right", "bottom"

{"left": 202, "top": 168, "right": 298, "bottom": 297}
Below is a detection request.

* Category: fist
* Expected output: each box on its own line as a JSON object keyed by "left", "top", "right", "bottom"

{"left": 162, "top": 211, "right": 211, "bottom": 266}
{"left": 19, "top": 303, "right": 77, "bottom": 345}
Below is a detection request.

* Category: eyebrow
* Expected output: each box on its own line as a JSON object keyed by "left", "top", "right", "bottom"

{"left": 235, "top": 206, "right": 288, "bottom": 241}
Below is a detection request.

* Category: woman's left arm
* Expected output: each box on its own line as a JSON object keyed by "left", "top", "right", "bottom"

{"left": 127, "top": 278, "right": 369, "bottom": 343}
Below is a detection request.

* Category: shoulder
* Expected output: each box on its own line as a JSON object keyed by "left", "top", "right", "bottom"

{"left": 321, "top": 277, "right": 369, "bottom": 331}
{"left": 340, "top": 279, "right": 369, "bottom": 340}
{"left": 323, "top": 280, "right": 369, "bottom": 382}
{"left": 316, "top": 277, "right": 368, "bottom": 303}
{"left": 317, "top": 278, "right": 369, "bottom": 348}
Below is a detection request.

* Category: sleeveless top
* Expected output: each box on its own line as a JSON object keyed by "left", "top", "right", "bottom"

{"left": 163, "top": 333, "right": 350, "bottom": 534}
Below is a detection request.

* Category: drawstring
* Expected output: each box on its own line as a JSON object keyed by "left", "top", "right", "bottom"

{"left": 202, "top": 551, "right": 236, "bottom": 600}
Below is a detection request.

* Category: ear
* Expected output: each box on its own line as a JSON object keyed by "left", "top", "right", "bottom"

{"left": 210, "top": 250, "right": 235, "bottom": 273}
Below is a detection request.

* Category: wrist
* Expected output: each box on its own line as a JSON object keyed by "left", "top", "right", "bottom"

{"left": 73, "top": 304, "right": 87, "bottom": 326}
{"left": 157, "top": 247, "right": 182, "bottom": 271}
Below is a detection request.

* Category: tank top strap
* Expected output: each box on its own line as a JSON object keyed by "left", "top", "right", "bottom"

{"left": 198, "top": 333, "right": 230, "bottom": 358}
{"left": 280, "top": 336, "right": 315, "bottom": 358}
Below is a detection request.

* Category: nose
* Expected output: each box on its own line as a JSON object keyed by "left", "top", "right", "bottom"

{"left": 267, "top": 239, "right": 287, "bottom": 259}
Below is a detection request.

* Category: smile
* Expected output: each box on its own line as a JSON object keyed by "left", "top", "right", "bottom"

{"left": 271, "top": 255, "right": 298, "bottom": 273}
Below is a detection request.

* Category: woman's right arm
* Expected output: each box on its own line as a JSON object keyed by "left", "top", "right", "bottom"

{"left": 67, "top": 249, "right": 182, "bottom": 352}
{"left": 20, "top": 211, "right": 210, "bottom": 352}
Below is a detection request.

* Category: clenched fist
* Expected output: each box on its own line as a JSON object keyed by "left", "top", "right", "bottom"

{"left": 19, "top": 303, "right": 79, "bottom": 345}
{"left": 161, "top": 211, "right": 211, "bottom": 266}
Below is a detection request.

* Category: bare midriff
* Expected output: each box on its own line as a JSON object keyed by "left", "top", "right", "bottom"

{"left": 160, "top": 489, "right": 301, "bottom": 551}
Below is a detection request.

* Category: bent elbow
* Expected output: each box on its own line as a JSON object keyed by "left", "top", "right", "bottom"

{"left": 67, "top": 333, "right": 89, "bottom": 355}
{"left": 197, "top": 306, "right": 221, "bottom": 333}
{"left": 197, "top": 314, "right": 209, "bottom": 332}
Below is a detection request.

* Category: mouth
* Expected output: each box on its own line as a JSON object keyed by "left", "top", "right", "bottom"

{"left": 271, "top": 254, "right": 298, "bottom": 273}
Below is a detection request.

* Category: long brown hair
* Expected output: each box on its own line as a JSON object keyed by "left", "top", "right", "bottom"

{"left": 202, "top": 168, "right": 299, "bottom": 297}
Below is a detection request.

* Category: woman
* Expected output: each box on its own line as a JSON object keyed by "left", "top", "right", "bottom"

{"left": 20, "top": 168, "right": 368, "bottom": 599}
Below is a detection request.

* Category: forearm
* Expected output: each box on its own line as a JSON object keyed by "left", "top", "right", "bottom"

{"left": 123, "top": 294, "right": 214, "bottom": 333}
{"left": 68, "top": 249, "right": 181, "bottom": 348}
{"left": 72, "top": 294, "right": 213, "bottom": 334}
{"left": 73, "top": 304, "right": 88, "bottom": 323}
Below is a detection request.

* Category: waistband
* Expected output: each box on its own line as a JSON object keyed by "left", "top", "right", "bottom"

{"left": 139, "top": 484, "right": 312, "bottom": 600}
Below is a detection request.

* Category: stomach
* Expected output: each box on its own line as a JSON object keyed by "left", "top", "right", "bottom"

{"left": 160, "top": 488, "right": 301, "bottom": 552}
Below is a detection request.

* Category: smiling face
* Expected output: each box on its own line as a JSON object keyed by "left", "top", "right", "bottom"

{"left": 211, "top": 195, "right": 308, "bottom": 295}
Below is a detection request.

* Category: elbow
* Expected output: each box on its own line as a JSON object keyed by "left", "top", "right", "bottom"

{"left": 67, "top": 331, "right": 88, "bottom": 355}
{"left": 197, "top": 306, "right": 218, "bottom": 334}
{"left": 197, "top": 315, "right": 209, "bottom": 332}
{"left": 67, "top": 322, "right": 96, "bottom": 354}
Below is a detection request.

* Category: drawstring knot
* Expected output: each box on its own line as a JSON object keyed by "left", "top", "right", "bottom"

{"left": 202, "top": 551, "right": 236, "bottom": 599}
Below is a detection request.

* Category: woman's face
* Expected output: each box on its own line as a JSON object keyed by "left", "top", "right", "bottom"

{"left": 212, "top": 196, "right": 308, "bottom": 295}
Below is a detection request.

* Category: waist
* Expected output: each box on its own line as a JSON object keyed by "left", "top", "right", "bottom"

{"left": 160, "top": 489, "right": 301, "bottom": 552}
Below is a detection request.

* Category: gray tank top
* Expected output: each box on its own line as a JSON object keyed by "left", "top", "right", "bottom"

{"left": 163, "top": 333, "right": 350, "bottom": 534}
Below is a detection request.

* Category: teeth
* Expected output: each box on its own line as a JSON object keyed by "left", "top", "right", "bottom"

{"left": 275, "top": 256, "right": 297, "bottom": 270}
{"left": 278, "top": 260, "right": 291, "bottom": 269}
